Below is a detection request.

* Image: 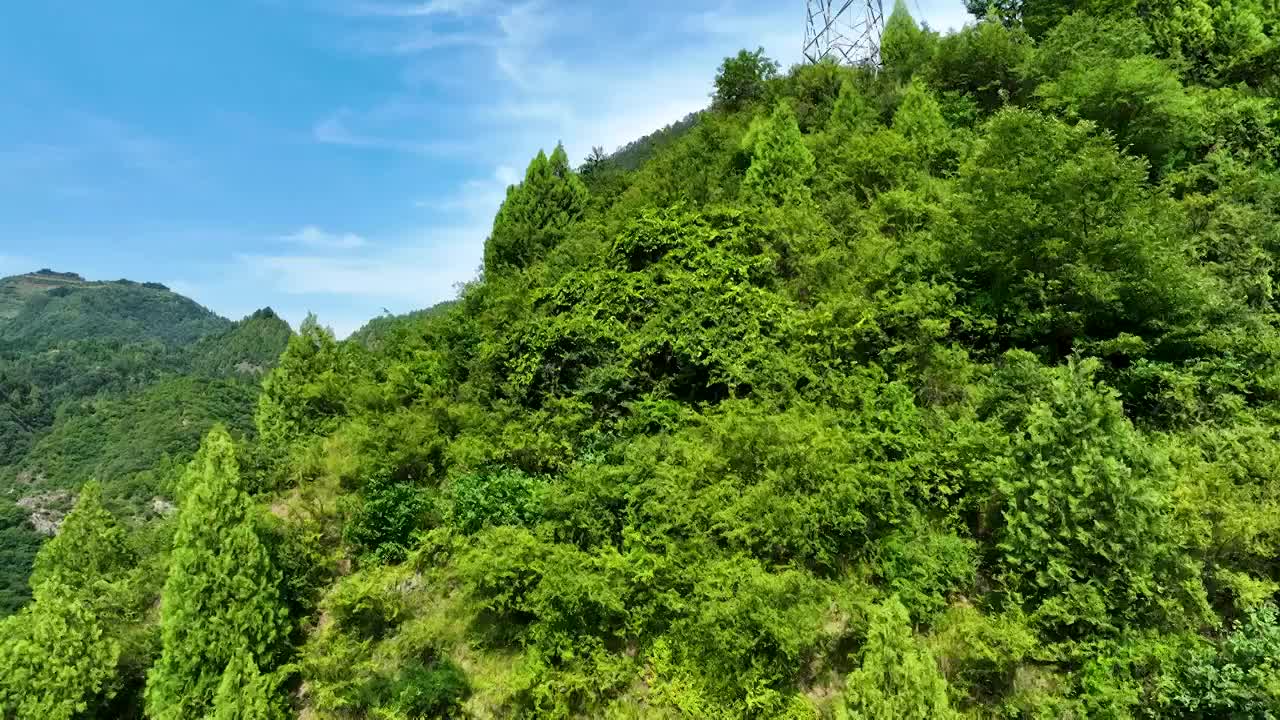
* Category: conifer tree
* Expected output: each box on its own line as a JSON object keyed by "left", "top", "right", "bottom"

{"left": 742, "top": 102, "right": 816, "bottom": 207}
{"left": 0, "top": 581, "right": 120, "bottom": 720}
{"left": 987, "top": 355, "right": 1204, "bottom": 635}
{"left": 881, "top": 0, "right": 935, "bottom": 84}
{"left": 843, "top": 596, "right": 957, "bottom": 719}
{"left": 29, "top": 481, "right": 133, "bottom": 594}
{"left": 210, "top": 651, "right": 285, "bottom": 720}
{"left": 892, "top": 78, "right": 951, "bottom": 168}
{"left": 256, "top": 313, "right": 347, "bottom": 454}
{"left": 827, "top": 80, "right": 877, "bottom": 136}
{"left": 484, "top": 143, "right": 589, "bottom": 274}
{"left": 145, "top": 427, "right": 287, "bottom": 720}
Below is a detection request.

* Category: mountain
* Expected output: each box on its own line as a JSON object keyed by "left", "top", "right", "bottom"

{"left": 0, "top": 271, "right": 292, "bottom": 615}
{"left": 0, "top": 270, "right": 228, "bottom": 351}
{"left": 4, "top": 3, "right": 1280, "bottom": 718}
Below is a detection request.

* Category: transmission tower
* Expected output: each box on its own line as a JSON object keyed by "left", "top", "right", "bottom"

{"left": 803, "top": 0, "right": 886, "bottom": 67}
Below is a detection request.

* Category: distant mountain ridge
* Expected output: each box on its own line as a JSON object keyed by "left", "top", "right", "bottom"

{"left": 0, "top": 269, "right": 227, "bottom": 352}
{"left": 0, "top": 269, "right": 293, "bottom": 615}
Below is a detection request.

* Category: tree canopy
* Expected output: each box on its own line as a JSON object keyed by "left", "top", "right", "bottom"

{"left": 4, "top": 3, "right": 1280, "bottom": 717}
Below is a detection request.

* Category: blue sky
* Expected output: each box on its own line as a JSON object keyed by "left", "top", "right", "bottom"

{"left": 0, "top": 0, "right": 972, "bottom": 336}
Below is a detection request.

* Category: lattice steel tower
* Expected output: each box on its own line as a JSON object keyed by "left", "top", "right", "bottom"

{"left": 803, "top": 0, "right": 886, "bottom": 67}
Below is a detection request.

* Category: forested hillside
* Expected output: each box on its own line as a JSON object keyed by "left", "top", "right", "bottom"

{"left": 0, "top": 273, "right": 290, "bottom": 615}
{"left": 3, "top": 1, "right": 1280, "bottom": 717}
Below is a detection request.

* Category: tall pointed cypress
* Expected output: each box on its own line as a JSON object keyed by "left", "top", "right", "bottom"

{"left": 145, "top": 427, "right": 287, "bottom": 720}
{"left": 742, "top": 101, "right": 816, "bottom": 207}
{"left": 893, "top": 78, "right": 950, "bottom": 167}
{"left": 881, "top": 0, "right": 934, "bottom": 84}
{"left": 0, "top": 581, "right": 120, "bottom": 720}
{"left": 29, "top": 481, "right": 133, "bottom": 594}
{"left": 827, "top": 80, "right": 877, "bottom": 136}
{"left": 483, "top": 143, "right": 589, "bottom": 274}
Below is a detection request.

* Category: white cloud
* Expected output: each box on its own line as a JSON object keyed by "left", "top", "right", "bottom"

{"left": 283, "top": 226, "right": 369, "bottom": 250}
{"left": 237, "top": 221, "right": 488, "bottom": 336}
{"left": 312, "top": 112, "right": 471, "bottom": 155}
{"left": 346, "top": 0, "right": 489, "bottom": 17}
{"left": 416, "top": 163, "right": 516, "bottom": 223}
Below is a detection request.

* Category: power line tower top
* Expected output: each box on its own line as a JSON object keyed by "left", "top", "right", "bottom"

{"left": 803, "top": 0, "right": 886, "bottom": 67}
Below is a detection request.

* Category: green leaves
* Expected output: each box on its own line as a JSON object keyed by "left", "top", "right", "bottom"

{"left": 843, "top": 596, "right": 959, "bottom": 719}
{"left": 742, "top": 102, "right": 816, "bottom": 207}
{"left": 712, "top": 47, "right": 779, "bottom": 113}
{"left": 29, "top": 482, "right": 133, "bottom": 594}
{"left": 984, "top": 354, "right": 1208, "bottom": 636}
{"left": 0, "top": 582, "right": 121, "bottom": 720}
{"left": 145, "top": 427, "right": 287, "bottom": 720}
{"left": 484, "top": 144, "right": 590, "bottom": 275}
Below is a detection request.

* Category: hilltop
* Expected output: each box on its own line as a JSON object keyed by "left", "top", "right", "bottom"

{"left": 0, "top": 270, "right": 227, "bottom": 352}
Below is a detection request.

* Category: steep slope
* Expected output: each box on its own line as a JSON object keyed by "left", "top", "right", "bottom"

{"left": 4, "top": 2, "right": 1280, "bottom": 718}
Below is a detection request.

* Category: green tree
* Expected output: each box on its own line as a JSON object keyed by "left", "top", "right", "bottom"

{"left": 881, "top": 0, "right": 936, "bottom": 84}
{"left": 892, "top": 78, "right": 951, "bottom": 169}
{"left": 256, "top": 313, "right": 349, "bottom": 454}
{"left": 1033, "top": 15, "right": 1201, "bottom": 174}
{"left": 984, "top": 354, "right": 1206, "bottom": 635}
{"left": 29, "top": 481, "right": 134, "bottom": 594}
{"left": 843, "top": 596, "right": 958, "bottom": 719}
{"left": 145, "top": 427, "right": 287, "bottom": 720}
{"left": 0, "top": 581, "right": 120, "bottom": 720}
{"left": 827, "top": 80, "right": 878, "bottom": 135}
{"left": 928, "top": 17, "right": 1032, "bottom": 113}
{"left": 742, "top": 102, "right": 816, "bottom": 207}
{"left": 483, "top": 144, "right": 589, "bottom": 274}
{"left": 712, "top": 47, "right": 779, "bottom": 112}
{"left": 209, "top": 652, "right": 285, "bottom": 720}
{"left": 952, "top": 107, "right": 1203, "bottom": 356}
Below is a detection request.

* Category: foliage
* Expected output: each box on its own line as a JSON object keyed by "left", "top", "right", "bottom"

{"left": 881, "top": 0, "right": 937, "bottom": 85}
{"left": 712, "top": 47, "right": 780, "bottom": 112}
{"left": 985, "top": 354, "right": 1207, "bottom": 636}
{"left": 256, "top": 314, "right": 349, "bottom": 455}
{"left": 743, "top": 101, "right": 816, "bottom": 207}
{"left": 210, "top": 652, "right": 286, "bottom": 720}
{"left": 0, "top": 498, "right": 41, "bottom": 615}
{"left": 7, "top": 4, "right": 1280, "bottom": 718}
{"left": 484, "top": 145, "right": 590, "bottom": 274}
{"left": 0, "top": 580, "right": 121, "bottom": 720}
{"left": 28, "top": 481, "right": 134, "bottom": 592}
{"left": 145, "top": 428, "right": 288, "bottom": 720}
{"left": 842, "top": 596, "right": 958, "bottom": 719}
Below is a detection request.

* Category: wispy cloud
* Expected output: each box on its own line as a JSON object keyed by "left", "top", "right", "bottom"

{"left": 312, "top": 111, "right": 470, "bottom": 155}
{"left": 283, "top": 225, "right": 369, "bottom": 250}
{"left": 417, "top": 163, "right": 517, "bottom": 219}
{"left": 75, "top": 113, "right": 193, "bottom": 176}
{"left": 237, "top": 220, "right": 486, "bottom": 336}
{"left": 0, "top": 114, "right": 190, "bottom": 196}
{"left": 345, "top": 0, "right": 489, "bottom": 18}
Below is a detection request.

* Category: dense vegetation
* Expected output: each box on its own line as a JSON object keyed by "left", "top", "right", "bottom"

{"left": 0, "top": 274, "right": 290, "bottom": 615}
{"left": 3, "top": 1, "right": 1280, "bottom": 717}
